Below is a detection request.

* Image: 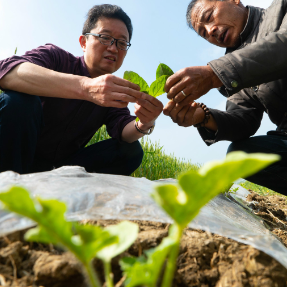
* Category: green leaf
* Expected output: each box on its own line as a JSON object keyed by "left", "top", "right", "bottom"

{"left": 124, "top": 71, "right": 149, "bottom": 94}
{"left": 149, "top": 75, "right": 169, "bottom": 98}
{"left": 0, "top": 187, "right": 39, "bottom": 219}
{"left": 156, "top": 63, "right": 174, "bottom": 79}
{"left": 25, "top": 226, "right": 58, "bottom": 245}
{"left": 97, "top": 221, "right": 138, "bottom": 263}
{"left": 152, "top": 151, "right": 280, "bottom": 228}
{"left": 120, "top": 236, "right": 176, "bottom": 287}
{"left": 0, "top": 187, "right": 118, "bottom": 264}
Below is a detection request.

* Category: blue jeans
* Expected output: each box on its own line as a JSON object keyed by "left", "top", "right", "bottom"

{"left": 0, "top": 90, "right": 143, "bottom": 175}
{"left": 227, "top": 135, "right": 287, "bottom": 195}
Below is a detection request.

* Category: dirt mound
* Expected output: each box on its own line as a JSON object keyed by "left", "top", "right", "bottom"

{"left": 0, "top": 218, "right": 286, "bottom": 287}
{"left": 246, "top": 191, "right": 287, "bottom": 247}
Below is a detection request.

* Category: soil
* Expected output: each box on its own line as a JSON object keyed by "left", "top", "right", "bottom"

{"left": 0, "top": 191, "right": 287, "bottom": 287}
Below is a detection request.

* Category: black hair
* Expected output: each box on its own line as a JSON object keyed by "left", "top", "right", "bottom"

{"left": 82, "top": 4, "right": 133, "bottom": 41}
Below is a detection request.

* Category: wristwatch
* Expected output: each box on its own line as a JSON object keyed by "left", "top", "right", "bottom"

{"left": 135, "top": 121, "right": 155, "bottom": 135}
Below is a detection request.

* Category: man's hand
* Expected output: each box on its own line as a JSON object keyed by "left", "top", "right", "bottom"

{"left": 135, "top": 94, "right": 163, "bottom": 130}
{"left": 163, "top": 101, "right": 205, "bottom": 127}
{"left": 85, "top": 74, "right": 144, "bottom": 108}
{"left": 165, "top": 65, "right": 223, "bottom": 106}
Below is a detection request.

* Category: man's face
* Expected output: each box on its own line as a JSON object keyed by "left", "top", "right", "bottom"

{"left": 80, "top": 17, "right": 129, "bottom": 78}
{"left": 191, "top": 0, "right": 248, "bottom": 48}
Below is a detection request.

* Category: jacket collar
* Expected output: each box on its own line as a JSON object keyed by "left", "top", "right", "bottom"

{"left": 226, "top": 6, "right": 263, "bottom": 53}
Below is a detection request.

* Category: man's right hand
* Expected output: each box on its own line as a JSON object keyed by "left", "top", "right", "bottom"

{"left": 84, "top": 74, "right": 144, "bottom": 108}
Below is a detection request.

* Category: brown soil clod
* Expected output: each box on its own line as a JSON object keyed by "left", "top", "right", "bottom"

{"left": 0, "top": 192, "right": 287, "bottom": 287}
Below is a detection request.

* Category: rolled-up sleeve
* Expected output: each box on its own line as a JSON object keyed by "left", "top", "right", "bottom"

{"left": 104, "top": 107, "right": 136, "bottom": 141}
{"left": 198, "top": 94, "right": 264, "bottom": 146}
{"left": 0, "top": 44, "right": 60, "bottom": 87}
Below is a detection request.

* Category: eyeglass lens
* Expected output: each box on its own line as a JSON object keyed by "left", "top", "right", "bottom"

{"left": 99, "top": 35, "right": 129, "bottom": 50}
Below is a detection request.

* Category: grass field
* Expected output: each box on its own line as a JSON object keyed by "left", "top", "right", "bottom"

{"left": 87, "top": 125, "right": 199, "bottom": 180}
{"left": 87, "top": 125, "right": 281, "bottom": 196}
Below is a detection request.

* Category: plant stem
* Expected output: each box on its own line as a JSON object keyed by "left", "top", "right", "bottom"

{"left": 104, "top": 261, "right": 114, "bottom": 287}
{"left": 161, "top": 225, "right": 183, "bottom": 287}
{"left": 84, "top": 261, "right": 101, "bottom": 287}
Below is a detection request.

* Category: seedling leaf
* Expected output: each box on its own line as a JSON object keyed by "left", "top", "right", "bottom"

{"left": 97, "top": 221, "right": 138, "bottom": 262}
{"left": 0, "top": 187, "right": 118, "bottom": 264}
{"left": 150, "top": 75, "right": 169, "bottom": 98}
{"left": 120, "top": 237, "right": 176, "bottom": 287}
{"left": 156, "top": 63, "right": 174, "bottom": 79}
{"left": 124, "top": 71, "right": 149, "bottom": 94}
{"left": 152, "top": 151, "right": 280, "bottom": 228}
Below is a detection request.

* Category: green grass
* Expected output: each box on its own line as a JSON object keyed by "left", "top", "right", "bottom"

{"left": 87, "top": 125, "right": 199, "bottom": 180}
{"left": 87, "top": 125, "right": 284, "bottom": 197}
{"left": 239, "top": 181, "right": 284, "bottom": 197}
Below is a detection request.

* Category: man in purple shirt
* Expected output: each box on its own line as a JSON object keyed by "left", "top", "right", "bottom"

{"left": 0, "top": 4, "right": 163, "bottom": 175}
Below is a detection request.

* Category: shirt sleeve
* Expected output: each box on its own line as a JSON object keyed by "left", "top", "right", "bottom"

{"left": 208, "top": 2, "right": 287, "bottom": 97}
{"left": 0, "top": 44, "right": 66, "bottom": 86}
{"left": 198, "top": 93, "right": 264, "bottom": 146}
{"left": 104, "top": 107, "right": 136, "bottom": 141}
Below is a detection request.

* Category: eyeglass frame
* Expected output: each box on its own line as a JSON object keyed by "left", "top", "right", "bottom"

{"left": 84, "top": 33, "right": 131, "bottom": 51}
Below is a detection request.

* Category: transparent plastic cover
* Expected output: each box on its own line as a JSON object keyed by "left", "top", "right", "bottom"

{"left": 0, "top": 166, "right": 286, "bottom": 268}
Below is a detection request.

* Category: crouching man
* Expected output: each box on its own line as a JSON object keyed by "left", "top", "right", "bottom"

{"left": 0, "top": 5, "right": 163, "bottom": 175}
{"left": 163, "top": 0, "right": 287, "bottom": 194}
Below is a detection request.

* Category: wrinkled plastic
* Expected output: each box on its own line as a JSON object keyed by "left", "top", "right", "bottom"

{"left": 0, "top": 166, "right": 287, "bottom": 268}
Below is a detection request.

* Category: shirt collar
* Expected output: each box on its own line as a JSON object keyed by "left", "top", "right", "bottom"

{"left": 226, "top": 6, "right": 263, "bottom": 53}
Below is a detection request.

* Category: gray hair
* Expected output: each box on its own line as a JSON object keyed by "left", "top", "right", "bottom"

{"left": 186, "top": 0, "right": 227, "bottom": 30}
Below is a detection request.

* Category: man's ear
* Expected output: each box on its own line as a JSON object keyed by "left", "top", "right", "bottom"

{"left": 233, "top": 0, "right": 241, "bottom": 5}
{"left": 79, "top": 35, "right": 87, "bottom": 52}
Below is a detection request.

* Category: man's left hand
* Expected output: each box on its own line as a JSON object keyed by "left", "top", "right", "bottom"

{"left": 165, "top": 65, "right": 222, "bottom": 106}
{"left": 135, "top": 93, "right": 163, "bottom": 130}
{"left": 163, "top": 100, "right": 204, "bottom": 127}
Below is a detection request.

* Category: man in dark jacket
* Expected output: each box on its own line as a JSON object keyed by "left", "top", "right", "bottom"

{"left": 0, "top": 5, "right": 163, "bottom": 175}
{"left": 163, "top": 0, "right": 287, "bottom": 194}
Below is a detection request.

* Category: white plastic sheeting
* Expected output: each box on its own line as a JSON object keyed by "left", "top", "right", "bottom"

{"left": 0, "top": 166, "right": 287, "bottom": 268}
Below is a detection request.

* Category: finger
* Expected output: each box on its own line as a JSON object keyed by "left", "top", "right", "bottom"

{"left": 176, "top": 105, "right": 191, "bottom": 125}
{"left": 137, "top": 98, "right": 163, "bottom": 113}
{"left": 134, "top": 110, "right": 150, "bottom": 123}
{"left": 112, "top": 75, "right": 141, "bottom": 91}
{"left": 173, "top": 89, "right": 190, "bottom": 103}
{"left": 110, "top": 92, "right": 139, "bottom": 103}
{"left": 164, "top": 72, "right": 182, "bottom": 93}
{"left": 177, "top": 93, "right": 199, "bottom": 106}
{"left": 140, "top": 93, "right": 164, "bottom": 107}
{"left": 170, "top": 104, "right": 187, "bottom": 122}
{"left": 163, "top": 100, "right": 176, "bottom": 116}
{"left": 166, "top": 80, "right": 187, "bottom": 100}
{"left": 183, "top": 102, "right": 198, "bottom": 126}
{"left": 112, "top": 85, "right": 143, "bottom": 100}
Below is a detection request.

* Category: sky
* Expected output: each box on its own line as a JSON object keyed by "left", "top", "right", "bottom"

{"left": 0, "top": 0, "right": 275, "bottom": 164}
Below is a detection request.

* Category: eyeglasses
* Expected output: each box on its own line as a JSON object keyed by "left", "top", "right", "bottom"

{"left": 85, "top": 33, "right": 131, "bottom": 51}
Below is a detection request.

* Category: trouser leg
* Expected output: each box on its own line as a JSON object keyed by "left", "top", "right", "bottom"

{"left": 227, "top": 135, "right": 287, "bottom": 195}
{"left": 55, "top": 138, "right": 144, "bottom": 176}
{"left": 0, "top": 91, "right": 43, "bottom": 174}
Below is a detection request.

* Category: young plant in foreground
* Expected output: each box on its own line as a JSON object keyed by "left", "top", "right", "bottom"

{"left": 120, "top": 151, "right": 280, "bottom": 287}
{"left": 0, "top": 152, "right": 280, "bottom": 287}
{"left": 0, "top": 188, "right": 138, "bottom": 287}
{"left": 124, "top": 63, "right": 174, "bottom": 121}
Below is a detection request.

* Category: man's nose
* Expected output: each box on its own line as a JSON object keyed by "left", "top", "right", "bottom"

{"left": 107, "top": 41, "right": 118, "bottom": 52}
{"left": 205, "top": 24, "right": 217, "bottom": 37}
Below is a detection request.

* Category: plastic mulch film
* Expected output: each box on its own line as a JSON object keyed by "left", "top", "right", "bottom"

{"left": 0, "top": 166, "right": 287, "bottom": 268}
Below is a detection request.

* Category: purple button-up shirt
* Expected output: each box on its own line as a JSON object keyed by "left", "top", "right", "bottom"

{"left": 0, "top": 44, "right": 135, "bottom": 162}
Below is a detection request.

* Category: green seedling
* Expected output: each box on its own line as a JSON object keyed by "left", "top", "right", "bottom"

{"left": 148, "top": 151, "right": 279, "bottom": 287}
{"left": 97, "top": 222, "right": 138, "bottom": 287}
{"left": 0, "top": 187, "right": 138, "bottom": 287}
{"left": 0, "top": 152, "right": 279, "bottom": 287}
{"left": 124, "top": 63, "right": 174, "bottom": 122}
